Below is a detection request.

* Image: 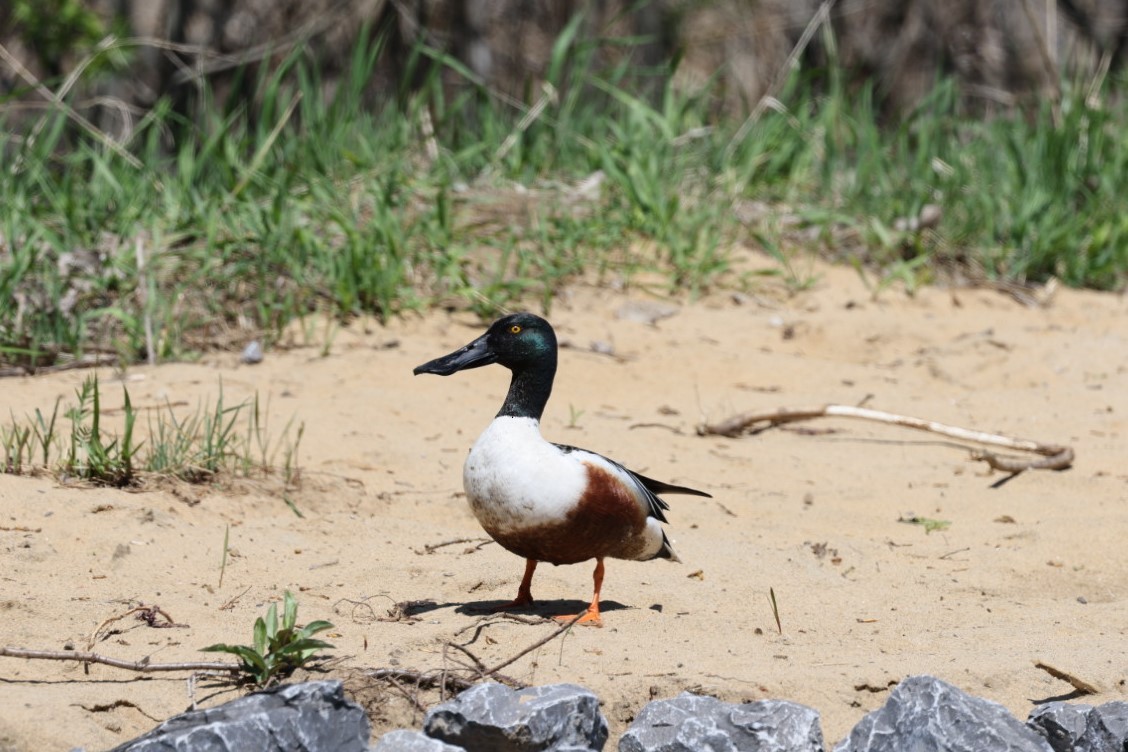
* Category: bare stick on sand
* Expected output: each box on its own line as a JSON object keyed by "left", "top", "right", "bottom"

{"left": 698, "top": 404, "right": 1073, "bottom": 473}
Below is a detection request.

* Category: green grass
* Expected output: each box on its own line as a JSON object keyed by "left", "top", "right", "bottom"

{"left": 61, "top": 374, "right": 140, "bottom": 486}
{"left": 2, "top": 26, "right": 1128, "bottom": 371}
{"left": 2, "top": 374, "right": 303, "bottom": 487}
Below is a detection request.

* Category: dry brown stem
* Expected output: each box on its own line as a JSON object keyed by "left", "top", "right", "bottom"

{"left": 1034, "top": 660, "right": 1100, "bottom": 694}
{"left": 698, "top": 404, "right": 1073, "bottom": 472}
{"left": 0, "top": 646, "right": 239, "bottom": 674}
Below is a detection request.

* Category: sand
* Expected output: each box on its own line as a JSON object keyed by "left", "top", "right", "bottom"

{"left": 1, "top": 260, "right": 1126, "bottom": 750}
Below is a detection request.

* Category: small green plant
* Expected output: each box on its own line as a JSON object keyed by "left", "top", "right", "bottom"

{"left": 1, "top": 420, "right": 33, "bottom": 474}
{"left": 218, "top": 525, "right": 230, "bottom": 589}
{"left": 202, "top": 591, "right": 334, "bottom": 687}
{"left": 757, "top": 228, "right": 820, "bottom": 294}
{"left": 145, "top": 384, "right": 301, "bottom": 483}
{"left": 566, "top": 404, "right": 585, "bottom": 429}
{"left": 243, "top": 393, "right": 305, "bottom": 484}
{"left": 2, "top": 398, "right": 64, "bottom": 474}
{"left": 61, "top": 375, "right": 141, "bottom": 487}
{"left": 899, "top": 514, "right": 951, "bottom": 534}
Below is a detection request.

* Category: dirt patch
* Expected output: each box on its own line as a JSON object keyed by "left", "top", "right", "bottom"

{"left": 1, "top": 261, "right": 1126, "bottom": 750}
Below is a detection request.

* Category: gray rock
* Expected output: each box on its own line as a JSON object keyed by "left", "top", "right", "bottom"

{"left": 616, "top": 301, "right": 679, "bottom": 326}
{"left": 834, "top": 675, "right": 1053, "bottom": 752}
{"left": 372, "top": 729, "right": 465, "bottom": 751}
{"left": 241, "top": 340, "right": 264, "bottom": 364}
{"left": 1079, "top": 702, "right": 1128, "bottom": 752}
{"left": 1028, "top": 703, "right": 1094, "bottom": 752}
{"left": 619, "top": 692, "right": 824, "bottom": 752}
{"left": 423, "top": 682, "right": 608, "bottom": 751}
{"left": 1028, "top": 700, "right": 1128, "bottom": 752}
{"left": 109, "top": 680, "right": 369, "bottom": 752}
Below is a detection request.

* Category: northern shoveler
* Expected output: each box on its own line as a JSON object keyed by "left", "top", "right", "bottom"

{"left": 413, "top": 312, "right": 710, "bottom": 627}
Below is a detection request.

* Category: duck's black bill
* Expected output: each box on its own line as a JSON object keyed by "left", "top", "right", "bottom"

{"left": 413, "top": 333, "right": 496, "bottom": 376}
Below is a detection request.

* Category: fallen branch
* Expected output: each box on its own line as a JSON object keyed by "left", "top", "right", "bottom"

{"left": 0, "top": 646, "right": 240, "bottom": 674}
{"left": 698, "top": 404, "right": 1073, "bottom": 472}
{"left": 1034, "top": 660, "right": 1099, "bottom": 694}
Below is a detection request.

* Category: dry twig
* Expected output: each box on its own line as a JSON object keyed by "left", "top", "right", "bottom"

{"left": 135, "top": 235, "right": 157, "bottom": 366}
{"left": 698, "top": 404, "right": 1073, "bottom": 472}
{"left": 88, "top": 605, "right": 186, "bottom": 652}
{"left": 454, "top": 612, "right": 546, "bottom": 638}
{"left": 1034, "top": 661, "right": 1099, "bottom": 694}
{"left": 0, "top": 646, "right": 239, "bottom": 674}
{"left": 333, "top": 595, "right": 436, "bottom": 624}
{"left": 418, "top": 537, "right": 491, "bottom": 555}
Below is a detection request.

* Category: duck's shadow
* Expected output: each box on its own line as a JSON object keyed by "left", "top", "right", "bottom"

{"left": 455, "top": 598, "right": 631, "bottom": 619}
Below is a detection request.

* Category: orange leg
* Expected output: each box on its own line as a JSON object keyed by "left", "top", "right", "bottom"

{"left": 491, "top": 558, "right": 538, "bottom": 611}
{"left": 554, "top": 558, "right": 604, "bottom": 628}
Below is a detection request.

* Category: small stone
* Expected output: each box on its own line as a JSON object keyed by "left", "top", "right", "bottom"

{"left": 423, "top": 682, "right": 608, "bottom": 751}
{"left": 241, "top": 340, "right": 264, "bottom": 364}
{"left": 616, "top": 301, "right": 678, "bottom": 326}
{"left": 590, "top": 340, "right": 615, "bottom": 356}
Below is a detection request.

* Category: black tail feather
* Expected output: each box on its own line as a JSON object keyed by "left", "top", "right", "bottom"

{"left": 634, "top": 472, "right": 712, "bottom": 499}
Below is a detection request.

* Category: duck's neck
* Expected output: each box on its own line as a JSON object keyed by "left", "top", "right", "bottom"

{"left": 497, "top": 359, "right": 556, "bottom": 420}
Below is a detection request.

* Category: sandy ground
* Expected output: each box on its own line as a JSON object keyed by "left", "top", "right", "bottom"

{"left": 1, "top": 260, "right": 1126, "bottom": 751}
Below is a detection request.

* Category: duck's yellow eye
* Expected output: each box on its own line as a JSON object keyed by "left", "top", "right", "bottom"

{"left": 509, "top": 324, "right": 522, "bottom": 334}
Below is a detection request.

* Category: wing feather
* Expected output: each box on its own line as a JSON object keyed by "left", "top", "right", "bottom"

{"left": 553, "top": 443, "right": 711, "bottom": 524}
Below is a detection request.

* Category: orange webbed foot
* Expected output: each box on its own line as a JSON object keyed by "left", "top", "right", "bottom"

{"left": 553, "top": 607, "right": 602, "bottom": 628}
{"left": 551, "top": 558, "right": 606, "bottom": 627}
{"left": 489, "top": 593, "right": 535, "bottom": 613}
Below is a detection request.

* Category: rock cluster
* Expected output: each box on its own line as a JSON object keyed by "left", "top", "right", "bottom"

{"left": 104, "top": 675, "right": 1128, "bottom": 752}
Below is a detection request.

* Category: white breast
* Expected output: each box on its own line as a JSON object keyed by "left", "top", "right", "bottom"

{"left": 463, "top": 416, "right": 587, "bottom": 535}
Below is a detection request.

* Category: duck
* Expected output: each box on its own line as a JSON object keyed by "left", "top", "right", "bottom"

{"left": 413, "top": 312, "right": 710, "bottom": 627}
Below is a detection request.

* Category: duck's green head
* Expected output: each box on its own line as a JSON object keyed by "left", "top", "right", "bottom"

{"left": 413, "top": 312, "right": 557, "bottom": 377}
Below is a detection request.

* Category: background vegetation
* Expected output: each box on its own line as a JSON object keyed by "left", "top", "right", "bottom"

{"left": 2, "top": 0, "right": 1127, "bottom": 373}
